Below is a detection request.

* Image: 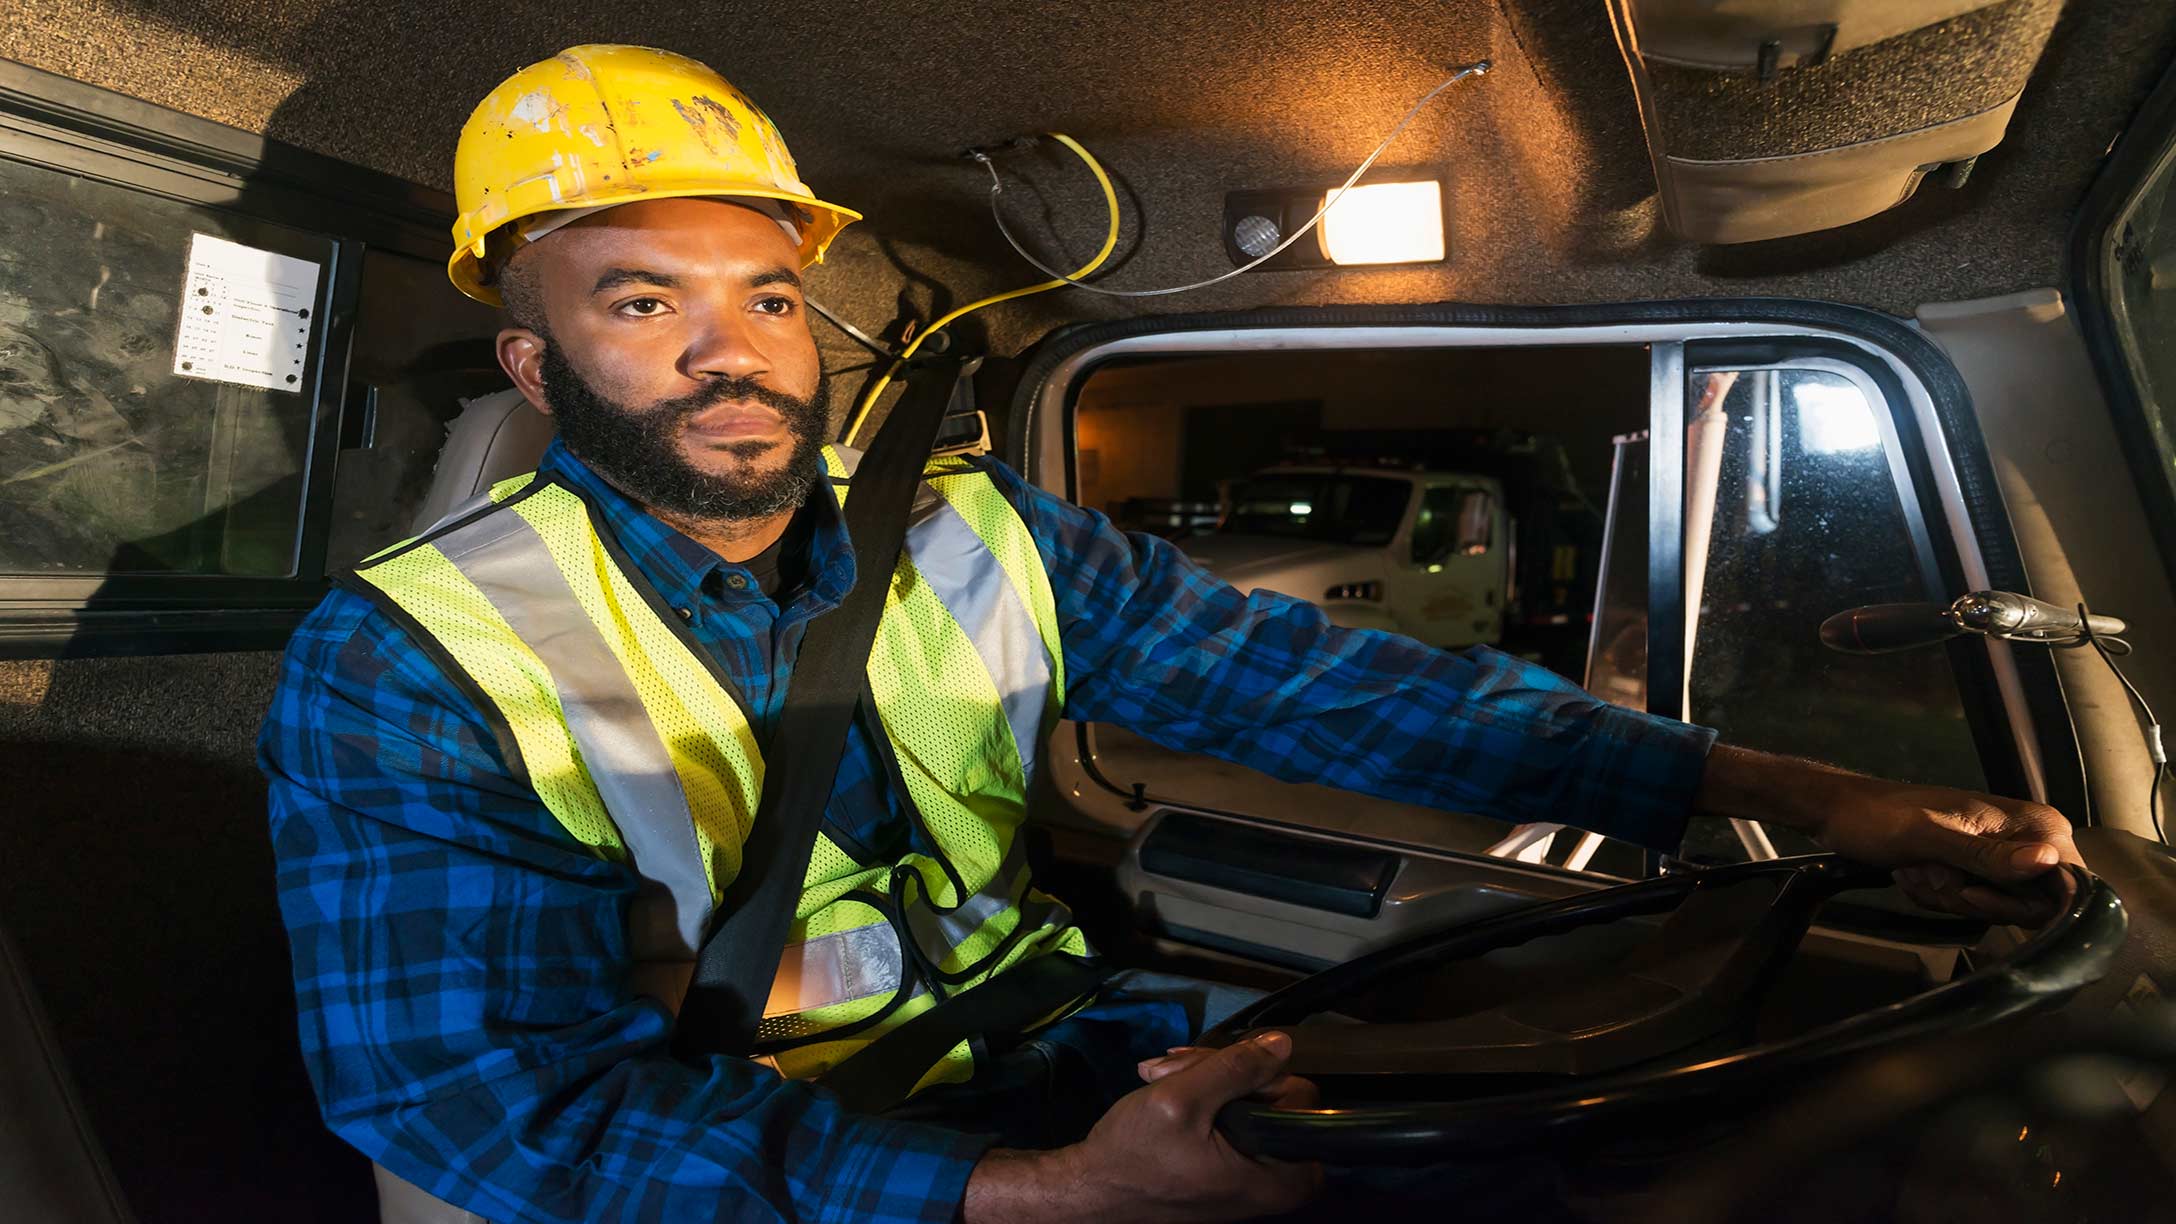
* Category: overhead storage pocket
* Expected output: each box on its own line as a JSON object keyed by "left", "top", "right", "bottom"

{"left": 1628, "top": 0, "right": 2006, "bottom": 72}
{"left": 1609, "top": 0, "right": 2064, "bottom": 243}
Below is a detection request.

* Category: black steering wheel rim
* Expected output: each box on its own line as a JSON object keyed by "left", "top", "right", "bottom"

{"left": 1204, "top": 857, "right": 2123, "bottom": 1164}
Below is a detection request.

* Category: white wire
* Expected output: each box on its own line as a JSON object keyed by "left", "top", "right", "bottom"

{"left": 980, "top": 60, "right": 1492, "bottom": 298}
{"left": 805, "top": 296, "right": 897, "bottom": 358}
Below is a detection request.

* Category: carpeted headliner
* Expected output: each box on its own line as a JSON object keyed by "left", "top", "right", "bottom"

{"left": 3, "top": 0, "right": 2174, "bottom": 359}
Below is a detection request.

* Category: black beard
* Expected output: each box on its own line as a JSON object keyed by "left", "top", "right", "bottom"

{"left": 539, "top": 341, "right": 828, "bottom": 522}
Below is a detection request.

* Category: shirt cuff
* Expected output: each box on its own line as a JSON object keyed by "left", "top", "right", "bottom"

{"left": 1558, "top": 704, "right": 1719, "bottom": 853}
{"left": 813, "top": 1110, "right": 997, "bottom": 1224}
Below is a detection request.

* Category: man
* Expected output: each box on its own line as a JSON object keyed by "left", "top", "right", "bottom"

{"left": 261, "top": 45, "right": 2081, "bottom": 1224}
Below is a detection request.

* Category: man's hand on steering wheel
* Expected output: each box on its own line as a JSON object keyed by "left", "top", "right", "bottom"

{"left": 962, "top": 1031, "right": 1322, "bottom": 1223}
{"left": 1696, "top": 745, "right": 2083, "bottom": 925}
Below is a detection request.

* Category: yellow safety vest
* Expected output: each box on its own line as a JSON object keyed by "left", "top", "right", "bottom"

{"left": 345, "top": 446, "right": 1093, "bottom": 1094}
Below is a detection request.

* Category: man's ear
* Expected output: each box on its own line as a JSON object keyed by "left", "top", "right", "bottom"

{"left": 498, "top": 328, "right": 551, "bottom": 415}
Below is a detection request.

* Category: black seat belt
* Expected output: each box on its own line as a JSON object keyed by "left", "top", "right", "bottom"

{"left": 814, "top": 951, "right": 1107, "bottom": 1114}
{"left": 673, "top": 355, "right": 963, "bottom": 1058}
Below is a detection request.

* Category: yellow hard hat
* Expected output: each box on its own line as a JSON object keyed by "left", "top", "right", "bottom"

{"left": 448, "top": 44, "right": 861, "bottom": 305}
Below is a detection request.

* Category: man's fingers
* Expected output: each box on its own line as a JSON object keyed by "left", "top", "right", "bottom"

{"left": 1249, "top": 1153, "right": 1327, "bottom": 1211}
{"left": 1177, "top": 1031, "right": 1299, "bottom": 1109}
{"left": 1258, "top": 1073, "right": 1320, "bottom": 1110}
{"left": 1148, "top": 1053, "right": 1319, "bottom": 1109}
{"left": 1898, "top": 862, "right": 1986, "bottom": 915}
{"left": 1141, "top": 1039, "right": 1321, "bottom": 1111}
{"left": 1899, "top": 862, "right": 1977, "bottom": 912}
{"left": 1137, "top": 1047, "right": 1212, "bottom": 1083}
{"left": 1896, "top": 860, "right": 2066, "bottom": 924}
{"left": 1957, "top": 884, "right": 2054, "bottom": 925}
{"left": 1910, "top": 821, "right": 2062, "bottom": 884}
{"left": 2041, "top": 864, "right": 2080, "bottom": 910}
{"left": 1892, "top": 870, "right": 1946, "bottom": 913}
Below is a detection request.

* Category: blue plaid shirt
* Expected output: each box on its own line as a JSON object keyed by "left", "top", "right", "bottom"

{"left": 261, "top": 437, "right": 1716, "bottom": 1223}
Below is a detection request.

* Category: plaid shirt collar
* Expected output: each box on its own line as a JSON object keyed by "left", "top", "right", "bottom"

{"left": 535, "top": 434, "right": 854, "bottom": 611}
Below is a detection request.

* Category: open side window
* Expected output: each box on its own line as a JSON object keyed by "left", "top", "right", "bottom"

{"left": 1653, "top": 351, "right": 2006, "bottom": 865}
{"left": 1014, "top": 306, "right": 2074, "bottom": 971}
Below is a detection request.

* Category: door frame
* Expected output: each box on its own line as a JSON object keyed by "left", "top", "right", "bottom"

{"left": 1010, "top": 300, "right": 2085, "bottom": 825}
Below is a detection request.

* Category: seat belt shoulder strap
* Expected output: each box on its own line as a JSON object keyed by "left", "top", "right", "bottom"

{"left": 672, "top": 356, "right": 966, "bottom": 1057}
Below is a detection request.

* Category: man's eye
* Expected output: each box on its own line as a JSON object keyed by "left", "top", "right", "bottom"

{"left": 617, "top": 297, "right": 669, "bottom": 317}
{"left": 755, "top": 296, "right": 798, "bottom": 316}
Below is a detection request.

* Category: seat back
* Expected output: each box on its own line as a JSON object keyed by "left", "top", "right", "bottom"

{"left": 410, "top": 389, "right": 556, "bottom": 534}
{"left": 373, "top": 1165, "right": 493, "bottom": 1224}
{"left": 380, "top": 388, "right": 553, "bottom": 1221}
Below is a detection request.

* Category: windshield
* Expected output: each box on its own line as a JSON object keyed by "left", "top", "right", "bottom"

{"left": 1219, "top": 474, "right": 1409, "bottom": 545}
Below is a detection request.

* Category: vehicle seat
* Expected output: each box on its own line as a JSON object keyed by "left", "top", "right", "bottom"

{"left": 373, "top": 1165, "right": 491, "bottom": 1224}
{"left": 410, "top": 388, "right": 555, "bottom": 534}
{"left": 379, "top": 384, "right": 551, "bottom": 1223}
{"left": 0, "top": 923, "right": 134, "bottom": 1224}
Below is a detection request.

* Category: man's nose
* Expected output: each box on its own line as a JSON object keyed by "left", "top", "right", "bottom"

{"left": 682, "top": 311, "right": 771, "bottom": 384}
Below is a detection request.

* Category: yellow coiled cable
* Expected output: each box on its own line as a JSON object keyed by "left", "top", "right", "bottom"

{"left": 841, "top": 132, "right": 1120, "bottom": 447}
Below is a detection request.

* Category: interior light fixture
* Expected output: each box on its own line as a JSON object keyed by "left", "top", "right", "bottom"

{"left": 1223, "top": 178, "right": 1447, "bottom": 270}
{"left": 1317, "top": 180, "right": 1445, "bottom": 265}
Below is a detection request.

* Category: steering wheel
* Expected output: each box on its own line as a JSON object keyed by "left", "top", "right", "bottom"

{"left": 1198, "top": 855, "right": 2123, "bottom": 1165}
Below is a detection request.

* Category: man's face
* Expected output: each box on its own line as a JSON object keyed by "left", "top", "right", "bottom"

{"left": 497, "top": 198, "right": 828, "bottom": 521}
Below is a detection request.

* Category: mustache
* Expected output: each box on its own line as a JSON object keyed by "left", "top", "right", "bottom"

{"left": 649, "top": 374, "right": 815, "bottom": 420}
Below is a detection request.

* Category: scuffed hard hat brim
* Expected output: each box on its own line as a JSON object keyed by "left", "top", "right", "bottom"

{"left": 447, "top": 186, "right": 862, "bottom": 307}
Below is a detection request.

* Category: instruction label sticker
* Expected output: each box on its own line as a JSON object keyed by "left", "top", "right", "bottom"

{"left": 172, "top": 233, "right": 321, "bottom": 394}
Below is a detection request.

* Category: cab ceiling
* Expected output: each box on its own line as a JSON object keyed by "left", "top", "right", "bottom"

{"left": 7, "top": 0, "right": 2176, "bottom": 354}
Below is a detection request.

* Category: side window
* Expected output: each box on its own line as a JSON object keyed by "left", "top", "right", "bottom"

{"left": 0, "top": 157, "right": 334, "bottom": 578}
{"left": 1410, "top": 486, "right": 1491, "bottom": 563}
{"left": 327, "top": 251, "right": 505, "bottom": 571}
{"left": 0, "top": 70, "right": 506, "bottom": 654}
{"left": 1682, "top": 366, "right": 1985, "bottom": 793}
{"left": 1409, "top": 487, "right": 1451, "bottom": 563}
{"left": 1454, "top": 489, "right": 1493, "bottom": 554}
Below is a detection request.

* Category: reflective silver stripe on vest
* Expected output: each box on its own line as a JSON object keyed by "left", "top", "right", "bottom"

{"left": 433, "top": 504, "right": 715, "bottom": 960}
{"left": 899, "top": 496, "right": 1055, "bottom": 782}
{"left": 764, "top": 921, "right": 904, "bottom": 1017}
{"left": 412, "top": 488, "right": 499, "bottom": 539}
{"left": 830, "top": 443, "right": 1050, "bottom": 777}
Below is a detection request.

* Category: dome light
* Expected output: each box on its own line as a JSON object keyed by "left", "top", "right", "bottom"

{"left": 1318, "top": 180, "right": 1444, "bottom": 266}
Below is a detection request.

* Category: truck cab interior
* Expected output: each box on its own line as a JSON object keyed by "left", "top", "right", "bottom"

{"left": 4, "top": 2, "right": 2176, "bottom": 1221}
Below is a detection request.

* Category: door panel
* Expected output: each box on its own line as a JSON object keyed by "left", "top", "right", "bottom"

{"left": 0, "top": 653, "right": 373, "bottom": 1218}
{"left": 1115, "top": 807, "right": 1599, "bottom": 970}
{"left": 1038, "top": 719, "right": 1642, "bottom": 967}
{"left": 1044, "top": 720, "right": 1514, "bottom": 851}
